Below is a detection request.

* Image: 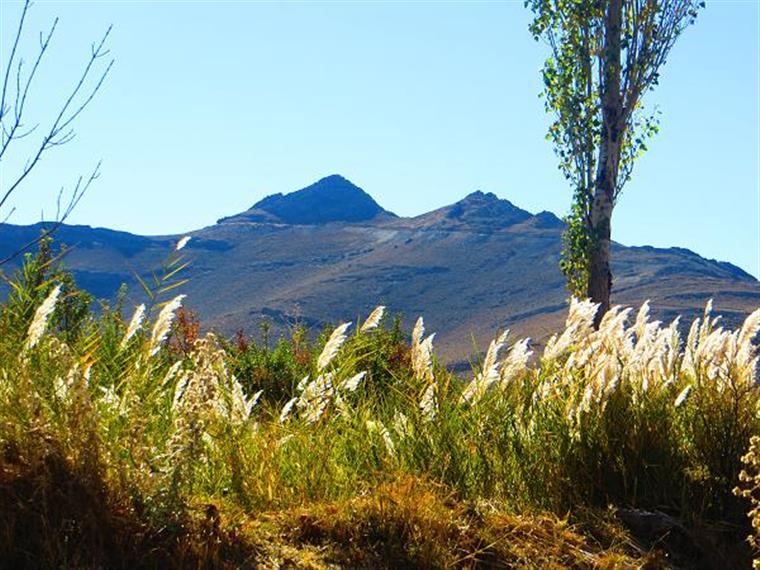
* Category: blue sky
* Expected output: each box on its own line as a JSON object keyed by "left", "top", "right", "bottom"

{"left": 1, "top": 0, "right": 758, "bottom": 277}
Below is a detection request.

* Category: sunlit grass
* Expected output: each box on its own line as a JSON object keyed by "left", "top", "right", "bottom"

{"left": 1, "top": 242, "right": 759, "bottom": 567}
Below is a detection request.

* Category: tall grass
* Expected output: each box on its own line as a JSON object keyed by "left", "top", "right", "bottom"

{"left": 1, "top": 244, "right": 759, "bottom": 567}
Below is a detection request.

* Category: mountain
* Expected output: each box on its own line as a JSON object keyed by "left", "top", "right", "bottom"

{"left": 402, "top": 190, "right": 535, "bottom": 231}
{"left": 218, "top": 174, "right": 394, "bottom": 225}
{"left": 1, "top": 175, "right": 757, "bottom": 363}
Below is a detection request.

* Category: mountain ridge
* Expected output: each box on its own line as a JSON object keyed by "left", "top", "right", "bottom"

{"left": 1, "top": 175, "right": 757, "bottom": 362}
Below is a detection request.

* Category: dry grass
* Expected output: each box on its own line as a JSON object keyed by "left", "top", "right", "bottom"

{"left": 0, "top": 451, "right": 658, "bottom": 569}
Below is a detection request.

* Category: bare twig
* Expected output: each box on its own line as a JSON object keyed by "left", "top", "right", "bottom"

{"left": 0, "top": 0, "right": 113, "bottom": 263}
{"left": 0, "top": 162, "right": 101, "bottom": 266}
{"left": 0, "top": 22, "right": 113, "bottom": 212}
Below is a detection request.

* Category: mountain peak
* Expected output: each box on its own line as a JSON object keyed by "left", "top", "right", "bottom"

{"left": 221, "top": 175, "right": 394, "bottom": 225}
{"left": 462, "top": 190, "right": 499, "bottom": 201}
{"left": 402, "top": 190, "right": 534, "bottom": 232}
{"left": 443, "top": 191, "right": 532, "bottom": 227}
{"left": 315, "top": 173, "right": 352, "bottom": 185}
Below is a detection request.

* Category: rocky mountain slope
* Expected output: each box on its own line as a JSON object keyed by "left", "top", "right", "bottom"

{"left": 2, "top": 174, "right": 757, "bottom": 361}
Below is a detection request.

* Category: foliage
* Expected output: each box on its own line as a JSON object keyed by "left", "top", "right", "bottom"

{"left": 1, "top": 249, "right": 758, "bottom": 567}
{"left": 526, "top": 0, "right": 703, "bottom": 298}
{"left": 0, "top": 238, "right": 94, "bottom": 347}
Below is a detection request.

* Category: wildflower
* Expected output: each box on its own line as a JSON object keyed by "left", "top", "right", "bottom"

{"left": 99, "top": 385, "right": 124, "bottom": 415}
{"left": 381, "top": 428, "right": 396, "bottom": 457}
{"left": 360, "top": 305, "right": 385, "bottom": 332}
{"left": 54, "top": 375, "right": 70, "bottom": 401}
{"left": 167, "top": 336, "right": 227, "bottom": 466}
{"left": 26, "top": 284, "right": 61, "bottom": 349}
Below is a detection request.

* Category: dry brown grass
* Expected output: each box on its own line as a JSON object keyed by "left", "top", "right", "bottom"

{"left": 244, "top": 474, "right": 663, "bottom": 569}
{"left": 1, "top": 449, "right": 665, "bottom": 569}
{"left": 0, "top": 446, "right": 260, "bottom": 569}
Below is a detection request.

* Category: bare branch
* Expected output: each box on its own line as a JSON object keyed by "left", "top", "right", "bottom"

{"left": 0, "top": 0, "right": 29, "bottom": 123}
{"left": 0, "top": 162, "right": 101, "bottom": 267}
{"left": 1, "top": 207, "right": 16, "bottom": 225}
{"left": 0, "top": 19, "right": 113, "bottom": 213}
{"left": 0, "top": 16, "right": 58, "bottom": 161}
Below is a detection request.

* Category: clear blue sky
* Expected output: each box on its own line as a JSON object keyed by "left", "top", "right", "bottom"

{"left": 1, "top": 1, "right": 758, "bottom": 277}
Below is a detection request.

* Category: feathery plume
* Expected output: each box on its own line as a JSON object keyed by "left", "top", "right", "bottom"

{"left": 361, "top": 305, "right": 386, "bottom": 332}
{"left": 302, "top": 396, "right": 329, "bottom": 425}
{"left": 738, "top": 308, "right": 760, "bottom": 352}
{"left": 277, "top": 434, "right": 294, "bottom": 448}
{"left": 393, "top": 410, "right": 410, "bottom": 439}
{"left": 420, "top": 382, "right": 438, "bottom": 421}
{"left": 163, "top": 361, "right": 183, "bottom": 386}
{"left": 500, "top": 338, "right": 532, "bottom": 386}
{"left": 674, "top": 385, "right": 692, "bottom": 408}
{"left": 149, "top": 294, "right": 186, "bottom": 356}
{"left": 172, "top": 372, "right": 190, "bottom": 409}
{"left": 176, "top": 236, "right": 191, "bottom": 251}
{"left": 279, "top": 397, "right": 298, "bottom": 423}
{"left": 414, "top": 334, "right": 436, "bottom": 383}
{"left": 296, "top": 375, "right": 310, "bottom": 392}
{"left": 704, "top": 298, "right": 713, "bottom": 320}
{"left": 633, "top": 300, "right": 651, "bottom": 341}
{"left": 340, "top": 371, "right": 367, "bottom": 392}
{"left": 366, "top": 420, "right": 395, "bottom": 457}
{"left": 298, "top": 372, "right": 336, "bottom": 424}
{"left": 224, "top": 378, "right": 262, "bottom": 423}
{"left": 412, "top": 317, "right": 425, "bottom": 348}
{"left": 317, "top": 322, "right": 352, "bottom": 371}
{"left": 121, "top": 304, "right": 146, "bottom": 348}
{"left": 543, "top": 299, "right": 596, "bottom": 361}
{"left": 460, "top": 330, "right": 508, "bottom": 405}
{"left": 26, "top": 284, "right": 61, "bottom": 349}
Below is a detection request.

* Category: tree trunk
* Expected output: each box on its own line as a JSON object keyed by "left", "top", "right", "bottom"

{"left": 589, "top": 0, "right": 623, "bottom": 328}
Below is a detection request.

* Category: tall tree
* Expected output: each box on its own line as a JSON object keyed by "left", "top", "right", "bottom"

{"left": 526, "top": 0, "right": 703, "bottom": 325}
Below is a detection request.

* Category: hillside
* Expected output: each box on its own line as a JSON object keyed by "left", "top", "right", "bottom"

{"left": 1, "top": 174, "right": 757, "bottom": 361}
{"left": 2, "top": 175, "right": 760, "bottom": 568}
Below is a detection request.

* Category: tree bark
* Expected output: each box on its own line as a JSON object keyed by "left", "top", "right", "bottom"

{"left": 588, "top": 0, "right": 623, "bottom": 328}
